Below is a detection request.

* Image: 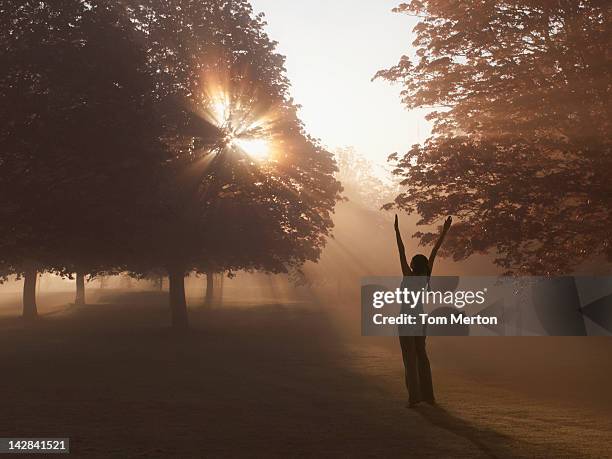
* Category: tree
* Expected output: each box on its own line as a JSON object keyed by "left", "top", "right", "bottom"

{"left": 335, "top": 147, "right": 399, "bottom": 210}
{"left": 126, "top": 0, "right": 342, "bottom": 327}
{"left": 50, "top": 3, "right": 168, "bottom": 306}
{"left": 1, "top": 0, "right": 341, "bottom": 327}
{"left": 376, "top": 0, "right": 611, "bottom": 274}
{"left": 0, "top": 1, "right": 167, "bottom": 315}
{"left": 201, "top": 271, "right": 225, "bottom": 307}
{"left": 0, "top": 0, "right": 92, "bottom": 317}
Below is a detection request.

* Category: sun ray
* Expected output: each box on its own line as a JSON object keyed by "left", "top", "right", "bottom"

{"left": 199, "top": 84, "right": 276, "bottom": 162}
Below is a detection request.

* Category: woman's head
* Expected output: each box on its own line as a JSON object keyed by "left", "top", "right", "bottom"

{"left": 410, "top": 254, "right": 430, "bottom": 276}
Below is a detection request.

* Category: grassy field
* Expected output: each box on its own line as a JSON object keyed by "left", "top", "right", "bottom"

{"left": 1, "top": 291, "right": 611, "bottom": 458}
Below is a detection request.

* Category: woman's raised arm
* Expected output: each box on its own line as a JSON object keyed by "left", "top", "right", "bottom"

{"left": 428, "top": 216, "right": 452, "bottom": 274}
{"left": 395, "top": 215, "right": 412, "bottom": 276}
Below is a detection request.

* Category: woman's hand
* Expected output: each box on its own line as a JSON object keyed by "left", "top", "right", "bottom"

{"left": 443, "top": 216, "right": 452, "bottom": 232}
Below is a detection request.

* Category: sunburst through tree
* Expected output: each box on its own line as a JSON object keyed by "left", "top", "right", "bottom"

{"left": 197, "top": 75, "right": 280, "bottom": 164}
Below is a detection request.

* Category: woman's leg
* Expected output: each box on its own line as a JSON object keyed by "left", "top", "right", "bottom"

{"left": 415, "top": 336, "right": 434, "bottom": 403}
{"left": 399, "top": 336, "right": 420, "bottom": 404}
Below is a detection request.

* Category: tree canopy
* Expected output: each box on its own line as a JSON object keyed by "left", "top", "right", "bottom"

{"left": 128, "top": 0, "right": 342, "bottom": 277}
{"left": 377, "top": 0, "right": 611, "bottom": 274}
{"left": 0, "top": 0, "right": 342, "bottom": 325}
{"left": 0, "top": 1, "right": 168, "bottom": 315}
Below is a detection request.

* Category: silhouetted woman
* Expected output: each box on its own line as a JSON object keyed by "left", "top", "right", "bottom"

{"left": 394, "top": 214, "right": 452, "bottom": 407}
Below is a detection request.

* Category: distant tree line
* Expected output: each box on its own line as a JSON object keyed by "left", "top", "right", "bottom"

{"left": 0, "top": 0, "right": 342, "bottom": 328}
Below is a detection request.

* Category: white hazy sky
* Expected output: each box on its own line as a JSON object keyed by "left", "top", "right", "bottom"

{"left": 250, "top": 0, "right": 431, "bottom": 165}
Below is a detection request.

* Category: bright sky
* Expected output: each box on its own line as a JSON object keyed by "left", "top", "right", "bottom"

{"left": 250, "top": 0, "right": 431, "bottom": 165}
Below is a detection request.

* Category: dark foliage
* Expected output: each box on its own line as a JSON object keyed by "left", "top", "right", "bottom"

{"left": 377, "top": 0, "right": 611, "bottom": 274}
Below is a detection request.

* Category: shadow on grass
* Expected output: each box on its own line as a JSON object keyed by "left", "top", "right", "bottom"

{"left": 415, "top": 404, "right": 510, "bottom": 458}
{"left": 96, "top": 290, "right": 169, "bottom": 306}
{"left": 0, "top": 291, "right": 590, "bottom": 457}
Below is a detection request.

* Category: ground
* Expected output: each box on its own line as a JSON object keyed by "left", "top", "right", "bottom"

{"left": 0, "top": 291, "right": 611, "bottom": 458}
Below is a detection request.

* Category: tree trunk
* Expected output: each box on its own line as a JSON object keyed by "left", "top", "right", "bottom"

{"left": 204, "top": 270, "right": 214, "bottom": 306}
{"left": 75, "top": 271, "right": 86, "bottom": 306}
{"left": 121, "top": 275, "right": 132, "bottom": 290}
{"left": 168, "top": 267, "right": 188, "bottom": 330}
{"left": 216, "top": 272, "right": 224, "bottom": 306}
{"left": 22, "top": 267, "right": 38, "bottom": 319}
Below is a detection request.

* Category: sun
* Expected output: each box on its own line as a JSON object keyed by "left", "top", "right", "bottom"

{"left": 232, "top": 137, "right": 271, "bottom": 161}
{"left": 203, "top": 91, "right": 274, "bottom": 162}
